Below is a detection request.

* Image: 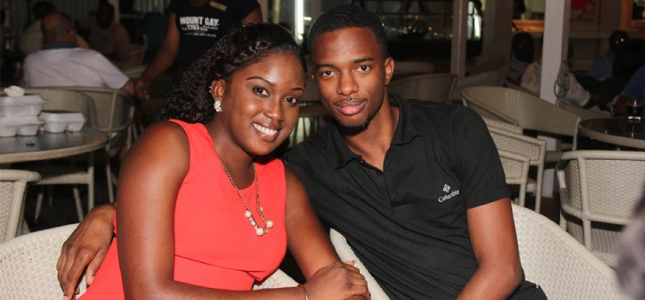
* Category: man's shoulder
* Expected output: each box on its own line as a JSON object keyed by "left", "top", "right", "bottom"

{"left": 285, "top": 129, "right": 332, "bottom": 166}
{"left": 399, "top": 98, "right": 474, "bottom": 124}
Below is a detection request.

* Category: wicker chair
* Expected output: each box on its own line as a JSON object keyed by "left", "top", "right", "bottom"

{"left": 330, "top": 228, "right": 391, "bottom": 300}
{"left": 252, "top": 269, "right": 298, "bottom": 290}
{"left": 21, "top": 88, "right": 100, "bottom": 222}
{"left": 0, "top": 223, "right": 297, "bottom": 299}
{"left": 114, "top": 44, "right": 146, "bottom": 70}
{"left": 512, "top": 204, "right": 626, "bottom": 300}
{"left": 504, "top": 82, "right": 610, "bottom": 121}
{"left": 485, "top": 118, "right": 547, "bottom": 211}
{"left": 49, "top": 87, "right": 136, "bottom": 203}
{"left": 557, "top": 150, "right": 645, "bottom": 266}
{"left": 498, "top": 150, "right": 531, "bottom": 207}
{"left": 0, "top": 224, "right": 87, "bottom": 299}
{"left": 388, "top": 73, "right": 457, "bottom": 103}
{"left": 0, "top": 170, "right": 40, "bottom": 243}
{"left": 122, "top": 64, "right": 147, "bottom": 79}
{"left": 393, "top": 60, "right": 436, "bottom": 74}
{"left": 462, "top": 86, "right": 581, "bottom": 163}
{"left": 330, "top": 206, "right": 626, "bottom": 300}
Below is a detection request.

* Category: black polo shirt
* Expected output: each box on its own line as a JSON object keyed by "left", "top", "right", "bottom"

{"left": 285, "top": 95, "right": 546, "bottom": 299}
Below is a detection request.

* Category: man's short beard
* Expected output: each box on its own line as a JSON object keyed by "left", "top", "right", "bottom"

{"left": 333, "top": 113, "right": 375, "bottom": 136}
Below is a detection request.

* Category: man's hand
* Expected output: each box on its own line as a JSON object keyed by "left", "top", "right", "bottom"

{"left": 57, "top": 204, "right": 116, "bottom": 300}
{"left": 134, "top": 77, "right": 152, "bottom": 102}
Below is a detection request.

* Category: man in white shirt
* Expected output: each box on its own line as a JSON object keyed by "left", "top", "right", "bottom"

{"left": 23, "top": 11, "right": 134, "bottom": 97}
{"left": 20, "top": 1, "right": 89, "bottom": 56}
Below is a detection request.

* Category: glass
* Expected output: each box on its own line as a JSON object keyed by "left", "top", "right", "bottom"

{"left": 627, "top": 98, "right": 643, "bottom": 123}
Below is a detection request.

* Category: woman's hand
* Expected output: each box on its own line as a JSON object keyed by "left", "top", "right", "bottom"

{"left": 305, "top": 261, "right": 370, "bottom": 300}
{"left": 57, "top": 204, "right": 116, "bottom": 300}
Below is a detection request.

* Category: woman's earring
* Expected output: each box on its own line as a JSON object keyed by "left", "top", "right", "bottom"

{"left": 214, "top": 97, "right": 222, "bottom": 113}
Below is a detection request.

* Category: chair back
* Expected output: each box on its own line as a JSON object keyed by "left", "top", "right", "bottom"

{"left": 122, "top": 65, "right": 148, "bottom": 79}
{"left": 393, "top": 60, "right": 436, "bottom": 74}
{"left": 389, "top": 73, "right": 457, "bottom": 103}
{"left": 330, "top": 229, "right": 391, "bottom": 300}
{"left": 115, "top": 44, "right": 146, "bottom": 70}
{"left": 252, "top": 269, "right": 298, "bottom": 290}
{"left": 557, "top": 150, "right": 645, "bottom": 264}
{"left": 0, "top": 224, "right": 87, "bottom": 299}
{"left": 47, "top": 87, "right": 135, "bottom": 156}
{"left": 512, "top": 204, "right": 626, "bottom": 300}
{"left": 462, "top": 86, "right": 581, "bottom": 149}
{"left": 23, "top": 88, "right": 98, "bottom": 128}
{"left": 450, "top": 69, "right": 505, "bottom": 100}
{"left": 0, "top": 170, "right": 40, "bottom": 243}
{"left": 558, "top": 100, "right": 610, "bottom": 121}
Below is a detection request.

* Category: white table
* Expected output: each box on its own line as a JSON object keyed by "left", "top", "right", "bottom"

{"left": 0, "top": 128, "right": 109, "bottom": 164}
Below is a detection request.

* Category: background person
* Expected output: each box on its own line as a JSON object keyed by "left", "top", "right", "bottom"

{"left": 133, "top": 0, "right": 262, "bottom": 101}
{"left": 22, "top": 12, "right": 134, "bottom": 97}
{"left": 88, "top": 2, "right": 130, "bottom": 62}
{"left": 20, "top": 1, "right": 89, "bottom": 56}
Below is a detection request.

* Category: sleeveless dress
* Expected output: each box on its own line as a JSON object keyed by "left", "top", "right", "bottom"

{"left": 80, "top": 120, "right": 287, "bottom": 299}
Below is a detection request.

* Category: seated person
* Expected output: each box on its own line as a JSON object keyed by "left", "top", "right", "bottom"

{"left": 506, "top": 32, "right": 534, "bottom": 86}
{"left": 87, "top": 2, "right": 130, "bottom": 62}
{"left": 584, "top": 30, "right": 629, "bottom": 82}
{"left": 20, "top": 1, "right": 89, "bottom": 55}
{"left": 606, "top": 40, "right": 645, "bottom": 113}
{"left": 22, "top": 12, "right": 134, "bottom": 97}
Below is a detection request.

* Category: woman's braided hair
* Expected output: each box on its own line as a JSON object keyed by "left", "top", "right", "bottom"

{"left": 160, "top": 23, "right": 305, "bottom": 124}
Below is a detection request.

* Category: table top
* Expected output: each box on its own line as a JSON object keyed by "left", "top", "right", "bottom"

{"left": 0, "top": 127, "right": 109, "bottom": 163}
{"left": 578, "top": 117, "right": 645, "bottom": 150}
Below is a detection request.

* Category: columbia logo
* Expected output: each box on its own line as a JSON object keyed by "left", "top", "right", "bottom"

{"left": 443, "top": 184, "right": 451, "bottom": 193}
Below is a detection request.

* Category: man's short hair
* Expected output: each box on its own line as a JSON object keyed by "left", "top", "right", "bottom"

{"left": 307, "top": 5, "right": 389, "bottom": 58}
{"left": 42, "top": 12, "right": 73, "bottom": 42}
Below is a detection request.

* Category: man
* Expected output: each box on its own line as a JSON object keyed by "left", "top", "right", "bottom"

{"left": 20, "top": 1, "right": 89, "bottom": 55}
{"left": 57, "top": 5, "right": 545, "bottom": 300}
{"left": 585, "top": 30, "right": 629, "bottom": 82}
{"left": 23, "top": 12, "right": 135, "bottom": 97}
{"left": 88, "top": 2, "right": 130, "bottom": 62}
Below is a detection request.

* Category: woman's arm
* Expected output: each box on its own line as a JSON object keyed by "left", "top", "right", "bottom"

{"left": 134, "top": 12, "right": 180, "bottom": 100}
{"left": 241, "top": 8, "right": 263, "bottom": 24}
{"left": 457, "top": 198, "right": 522, "bottom": 300}
{"left": 284, "top": 169, "right": 370, "bottom": 300}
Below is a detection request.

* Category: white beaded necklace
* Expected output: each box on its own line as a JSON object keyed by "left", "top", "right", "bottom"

{"left": 219, "top": 159, "right": 273, "bottom": 236}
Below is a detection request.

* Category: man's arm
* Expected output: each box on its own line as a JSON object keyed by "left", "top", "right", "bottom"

{"left": 134, "top": 12, "right": 180, "bottom": 101}
{"left": 457, "top": 198, "right": 522, "bottom": 300}
{"left": 241, "top": 7, "right": 263, "bottom": 24}
{"left": 57, "top": 204, "right": 116, "bottom": 297}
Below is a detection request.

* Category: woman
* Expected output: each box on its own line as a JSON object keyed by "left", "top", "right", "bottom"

{"left": 74, "top": 23, "right": 369, "bottom": 300}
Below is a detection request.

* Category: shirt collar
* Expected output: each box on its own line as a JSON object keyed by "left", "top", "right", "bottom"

{"left": 326, "top": 93, "right": 420, "bottom": 169}
{"left": 42, "top": 42, "right": 77, "bottom": 50}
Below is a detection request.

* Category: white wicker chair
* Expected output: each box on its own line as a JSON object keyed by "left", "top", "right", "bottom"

{"left": 122, "top": 64, "right": 147, "bottom": 79}
{"left": 388, "top": 73, "right": 457, "bottom": 103}
{"left": 114, "top": 44, "right": 146, "bottom": 70}
{"left": 48, "top": 87, "right": 136, "bottom": 203}
{"left": 557, "top": 150, "right": 645, "bottom": 266}
{"left": 0, "top": 170, "right": 40, "bottom": 243}
{"left": 512, "top": 204, "right": 627, "bottom": 300}
{"left": 329, "top": 205, "right": 627, "bottom": 300}
{"left": 393, "top": 60, "right": 436, "bottom": 74}
{"left": 22, "top": 88, "right": 100, "bottom": 222}
{"left": 0, "top": 224, "right": 87, "bottom": 299}
{"left": 498, "top": 150, "right": 531, "bottom": 207}
{"left": 462, "top": 86, "right": 581, "bottom": 163}
{"left": 252, "top": 269, "right": 299, "bottom": 290}
{"left": 505, "top": 82, "right": 611, "bottom": 122}
{"left": 485, "top": 118, "right": 547, "bottom": 212}
{"left": 330, "top": 228, "right": 392, "bottom": 300}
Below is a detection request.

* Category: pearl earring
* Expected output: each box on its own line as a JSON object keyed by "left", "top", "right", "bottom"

{"left": 214, "top": 97, "right": 222, "bottom": 113}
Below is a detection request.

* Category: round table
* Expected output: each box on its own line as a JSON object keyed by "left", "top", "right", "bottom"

{"left": 0, "top": 127, "right": 109, "bottom": 163}
{"left": 578, "top": 117, "right": 645, "bottom": 150}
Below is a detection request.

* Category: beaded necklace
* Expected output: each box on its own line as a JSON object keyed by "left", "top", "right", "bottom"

{"left": 219, "top": 159, "right": 273, "bottom": 236}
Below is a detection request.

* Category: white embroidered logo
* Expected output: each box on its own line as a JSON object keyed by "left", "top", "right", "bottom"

{"left": 438, "top": 184, "right": 460, "bottom": 203}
